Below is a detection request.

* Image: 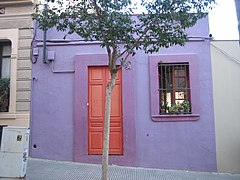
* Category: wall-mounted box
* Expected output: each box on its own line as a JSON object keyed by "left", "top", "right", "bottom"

{"left": 0, "top": 151, "right": 28, "bottom": 178}
{"left": 0, "top": 126, "right": 29, "bottom": 153}
{"left": 0, "top": 126, "right": 7, "bottom": 148}
{"left": 0, "top": 126, "right": 29, "bottom": 178}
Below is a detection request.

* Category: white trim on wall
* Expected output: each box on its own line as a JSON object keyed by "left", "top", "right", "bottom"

{"left": 0, "top": 0, "right": 34, "bottom": 5}
{"left": 0, "top": 29, "right": 19, "bottom": 119}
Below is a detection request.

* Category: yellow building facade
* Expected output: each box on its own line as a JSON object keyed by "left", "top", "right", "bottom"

{"left": 211, "top": 40, "right": 240, "bottom": 173}
{"left": 0, "top": 0, "right": 36, "bottom": 127}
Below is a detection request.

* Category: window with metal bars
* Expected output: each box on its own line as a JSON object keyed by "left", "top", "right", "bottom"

{"left": 158, "top": 63, "right": 191, "bottom": 114}
{"left": 0, "top": 41, "right": 11, "bottom": 112}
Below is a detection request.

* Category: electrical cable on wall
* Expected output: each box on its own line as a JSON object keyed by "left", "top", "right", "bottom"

{"left": 211, "top": 42, "right": 240, "bottom": 65}
{"left": 30, "top": 23, "right": 38, "bottom": 64}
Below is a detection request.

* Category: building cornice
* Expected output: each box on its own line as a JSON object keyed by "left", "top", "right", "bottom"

{"left": 0, "top": 12, "right": 32, "bottom": 20}
{"left": 0, "top": 0, "right": 34, "bottom": 5}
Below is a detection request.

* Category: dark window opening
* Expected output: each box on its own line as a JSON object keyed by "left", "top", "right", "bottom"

{"left": 0, "top": 41, "right": 11, "bottom": 112}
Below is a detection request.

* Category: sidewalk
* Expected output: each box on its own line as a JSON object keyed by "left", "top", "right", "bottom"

{"left": 3, "top": 158, "right": 240, "bottom": 180}
{"left": 24, "top": 158, "right": 240, "bottom": 180}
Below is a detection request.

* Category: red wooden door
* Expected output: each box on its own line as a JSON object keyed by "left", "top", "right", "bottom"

{"left": 88, "top": 66, "right": 123, "bottom": 155}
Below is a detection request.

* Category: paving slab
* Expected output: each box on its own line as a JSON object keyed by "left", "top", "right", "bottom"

{"left": 2, "top": 158, "right": 240, "bottom": 180}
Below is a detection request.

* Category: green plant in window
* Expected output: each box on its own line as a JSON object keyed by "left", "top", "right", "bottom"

{"left": 160, "top": 102, "right": 169, "bottom": 114}
{"left": 168, "top": 103, "right": 181, "bottom": 114}
{"left": 0, "top": 78, "right": 10, "bottom": 112}
{"left": 181, "top": 100, "right": 191, "bottom": 113}
{"left": 33, "top": 0, "right": 215, "bottom": 178}
{"left": 168, "top": 105, "right": 174, "bottom": 114}
{"left": 168, "top": 101, "right": 191, "bottom": 114}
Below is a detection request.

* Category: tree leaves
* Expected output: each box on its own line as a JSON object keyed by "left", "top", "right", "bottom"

{"left": 33, "top": 0, "right": 215, "bottom": 58}
{"left": 32, "top": 2, "right": 216, "bottom": 180}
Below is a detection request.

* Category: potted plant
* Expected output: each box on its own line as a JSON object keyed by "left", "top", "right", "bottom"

{"left": 0, "top": 78, "right": 10, "bottom": 112}
{"left": 179, "top": 104, "right": 184, "bottom": 114}
{"left": 168, "top": 101, "right": 191, "bottom": 114}
{"left": 160, "top": 102, "right": 169, "bottom": 114}
{"left": 168, "top": 103, "right": 181, "bottom": 114}
{"left": 181, "top": 100, "right": 191, "bottom": 113}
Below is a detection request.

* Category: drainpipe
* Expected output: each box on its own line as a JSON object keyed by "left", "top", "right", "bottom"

{"left": 234, "top": 0, "right": 240, "bottom": 43}
{"left": 43, "top": 3, "right": 47, "bottom": 64}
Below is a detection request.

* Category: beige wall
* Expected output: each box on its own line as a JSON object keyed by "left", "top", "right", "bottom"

{"left": 0, "top": 1, "right": 35, "bottom": 127}
{"left": 211, "top": 40, "right": 240, "bottom": 173}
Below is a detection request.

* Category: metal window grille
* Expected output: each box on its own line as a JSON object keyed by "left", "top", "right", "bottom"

{"left": 158, "top": 63, "right": 191, "bottom": 114}
{"left": 0, "top": 41, "right": 11, "bottom": 112}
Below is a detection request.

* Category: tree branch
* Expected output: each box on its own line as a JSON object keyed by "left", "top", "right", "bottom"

{"left": 118, "top": 14, "right": 161, "bottom": 61}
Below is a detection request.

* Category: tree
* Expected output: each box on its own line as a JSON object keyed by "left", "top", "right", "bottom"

{"left": 33, "top": 0, "right": 215, "bottom": 179}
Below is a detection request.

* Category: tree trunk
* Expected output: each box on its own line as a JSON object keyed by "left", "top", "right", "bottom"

{"left": 102, "top": 72, "right": 117, "bottom": 180}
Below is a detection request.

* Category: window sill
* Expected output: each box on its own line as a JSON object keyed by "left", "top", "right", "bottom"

{"left": 152, "top": 114, "right": 200, "bottom": 122}
{"left": 0, "top": 113, "right": 16, "bottom": 120}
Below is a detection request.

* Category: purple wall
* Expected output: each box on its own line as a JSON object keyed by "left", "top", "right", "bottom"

{"left": 73, "top": 54, "right": 136, "bottom": 166}
{"left": 136, "top": 42, "right": 216, "bottom": 171}
{"left": 30, "top": 17, "right": 216, "bottom": 171}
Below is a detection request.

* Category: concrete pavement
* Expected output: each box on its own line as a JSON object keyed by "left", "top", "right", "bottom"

{"left": 26, "top": 158, "right": 240, "bottom": 180}
{"left": 2, "top": 158, "right": 240, "bottom": 180}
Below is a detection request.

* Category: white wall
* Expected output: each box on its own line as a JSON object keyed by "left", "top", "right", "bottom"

{"left": 211, "top": 40, "right": 240, "bottom": 173}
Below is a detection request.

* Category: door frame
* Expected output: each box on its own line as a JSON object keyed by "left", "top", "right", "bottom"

{"left": 74, "top": 54, "right": 136, "bottom": 166}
